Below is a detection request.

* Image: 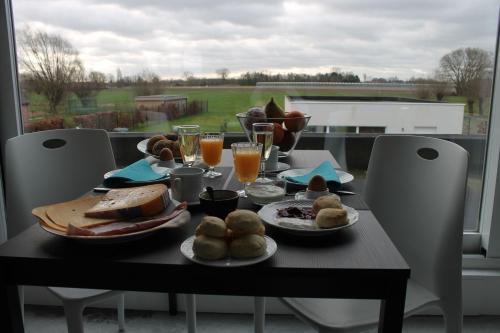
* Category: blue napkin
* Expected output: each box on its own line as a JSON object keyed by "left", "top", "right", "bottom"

{"left": 286, "top": 161, "right": 340, "bottom": 185}
{"left": 103, "top": 159, "right": 165, "bottom": 187}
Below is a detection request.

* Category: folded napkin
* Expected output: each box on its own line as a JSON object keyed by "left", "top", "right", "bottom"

{"left": 286, "top": 161, "right": 340, "bottom": 185}
{"left": 103, "top": 159, "right": 165, "bottom": 187}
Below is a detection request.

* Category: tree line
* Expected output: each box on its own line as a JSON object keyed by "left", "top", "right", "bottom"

{"left": 18, "top": 28, "right": 494, "bottom": 115}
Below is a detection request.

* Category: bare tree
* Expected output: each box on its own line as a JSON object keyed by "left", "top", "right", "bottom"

{"left": 215, "top": 68, "right": 230, "bottom": 80}
{"left": 18, "top": 28, "right": 81, "bottom": 114}
{"left": 439, "top": 47, "right": 493, "bottom": 96}
{"left": 134, "top": 70, "right": 163, "bottom": 96}
{"left": 70, "top": 61, "right": 107, "bottom": 106}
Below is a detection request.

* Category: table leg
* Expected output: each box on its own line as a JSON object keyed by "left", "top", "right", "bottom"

{"left": 0, "top": 281, "right": 24, "bottom": 333}
{"left": 378, "top": 278, "right": 407, "bottom": 333}
{"left": 168, "top": 293, "right": 178, "bottom": 315}
{"left": 254, "top": 297, "right": 266, "bottom": 333}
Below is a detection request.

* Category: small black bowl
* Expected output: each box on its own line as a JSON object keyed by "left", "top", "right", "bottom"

{"left": 199, "top": 189, "right": 239, "bottom": 219}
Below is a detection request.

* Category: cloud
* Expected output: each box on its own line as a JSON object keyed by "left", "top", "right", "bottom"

{"left": 12, "top": 0, "right": 500, "bottom": 80}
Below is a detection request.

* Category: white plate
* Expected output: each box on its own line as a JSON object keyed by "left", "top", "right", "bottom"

{"left": 258, "top": 199, "right": 359, "bottom": 236}
{"left": 180, "top": 235, "right": 277, "bottom": 267}
{"left": 277, "top": 168, "right": 354, "bottom": 185}
{"left": 39, "top": 199, "right": 191, "bottom": 244}
{"left": 137, "top": 138, "right": 157, "bottom": 158}
{"left": 265, "top": 162, "right": 290, "bottom": 173}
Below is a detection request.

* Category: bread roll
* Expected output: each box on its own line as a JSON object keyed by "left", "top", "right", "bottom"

{"left": 230, "top": 234, "right": 267, "bottom": 258}
{"left": 225, "top": 210, "right": 264, "bottom": 235}
{"left": 195, "top": 216, "right": 227, "bottom": 238}
{"left": 192, "top": 235, "right": 228, "bottom": 260}
{"left": 147, "top": 135, "right": 166, "bottom": 152}
{"left": 152, "top": 139, "right": 173, "bottom": 156}
{"left": 312, "top": 195, "right": 342, "bottom": 214}
{"left": 315, "top": 208, "right": 348, "bottom": 228}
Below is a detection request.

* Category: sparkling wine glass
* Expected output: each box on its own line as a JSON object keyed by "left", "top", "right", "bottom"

{"left": 200, "top": 132, "right": 224, "bottom": 178}
{"left": 178, "top": 125, "right": 200, "bottom": 167}
{"left": 231, "top": 142, "right": 262, "bottom": 197}
{"left": 252, "top": 122, "right": 274, "bottom": 183}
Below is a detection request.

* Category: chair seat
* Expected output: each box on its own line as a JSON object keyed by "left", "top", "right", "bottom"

{"left": 281, "top": 279, "right": 440, "bottom": 332}
{"left": 48, "top": 287, "right": 120, "bottom": 301}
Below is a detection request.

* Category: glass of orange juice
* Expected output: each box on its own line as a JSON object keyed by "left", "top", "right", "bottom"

{"left": 200, "top": 132, "right": 224, "bottom": 178}
{"left": 231, "top": 142, "right": 262, "bottom": 196}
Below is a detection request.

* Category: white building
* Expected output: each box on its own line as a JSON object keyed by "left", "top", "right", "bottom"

{"left": 285, "top": 96, "right": 465, "bottom": 134}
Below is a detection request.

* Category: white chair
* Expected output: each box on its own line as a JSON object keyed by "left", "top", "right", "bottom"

{"left": 261, "top": 135, "right": 468, "bottom": 333}
{"left": 4, "top": 129, "right": 126, "bottom": 333}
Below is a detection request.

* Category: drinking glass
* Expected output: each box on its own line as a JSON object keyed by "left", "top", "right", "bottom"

{"left": 200, "top": 132, "right": 224, "bottom": 178}
{"left": 231, "top": 142, "right": 262, "bottom": 197}
{"left": 178, "top": 125, "right": 200, "bottom": 167}
{"left": 252, "top": 122, "right": 274, "bottom": 183}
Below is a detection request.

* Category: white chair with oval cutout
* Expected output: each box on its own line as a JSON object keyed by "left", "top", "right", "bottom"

{"left": 258, "top": 135, "right": 468, "bottom": 333}
{"left": 5, "top": 129, "right": 125, "bottom": 333}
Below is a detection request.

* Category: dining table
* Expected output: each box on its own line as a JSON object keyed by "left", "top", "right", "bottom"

{"left": 0, "top": 149, "right": 410, "bottom": 333}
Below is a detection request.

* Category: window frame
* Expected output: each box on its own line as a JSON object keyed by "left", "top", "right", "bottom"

{"left": 0, "top": 0, "right": 498, "bottom": 258}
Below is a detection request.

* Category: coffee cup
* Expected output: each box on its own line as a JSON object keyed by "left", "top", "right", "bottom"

{"left": 265, "top": 145, "right": 279, "bottom": 171}
{"left": 171, "top": 167, "right": 204, "bottom": 203}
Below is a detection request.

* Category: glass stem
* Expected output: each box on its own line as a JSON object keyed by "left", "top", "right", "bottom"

{"left": 260, "top": 160, "right": 266, "bottom": 178}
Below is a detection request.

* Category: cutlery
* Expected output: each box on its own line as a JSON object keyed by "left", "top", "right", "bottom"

{"left": 334, "top": 190, "right": 356, "bottom": 195}
{"left": 93, "top": 187, "right": 112, "bottom": 193}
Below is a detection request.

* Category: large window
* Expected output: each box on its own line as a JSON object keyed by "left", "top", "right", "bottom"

{"left": 10, "top": 1, "right": 499, "bottom": 234}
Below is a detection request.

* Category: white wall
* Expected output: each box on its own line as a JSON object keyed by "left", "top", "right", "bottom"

{"left": 285, "top": 98, "right": 465, "bottom": 134}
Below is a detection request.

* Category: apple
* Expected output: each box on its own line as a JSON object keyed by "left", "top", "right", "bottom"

{"left": 273, "top": 123, "right": 285, "bottom": 144}
{"left": 284, "top": 111, "right": 306, "bottom": 132}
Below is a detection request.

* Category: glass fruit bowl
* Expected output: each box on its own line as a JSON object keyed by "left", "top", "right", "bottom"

{"left": 236, "top": 112, "right": 311, "bottom": 157}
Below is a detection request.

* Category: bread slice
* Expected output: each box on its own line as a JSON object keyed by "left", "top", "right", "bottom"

{"left": 85, "top": 184, "right": 169, "bottom": 219}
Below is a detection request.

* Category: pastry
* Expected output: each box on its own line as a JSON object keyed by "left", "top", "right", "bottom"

{"left": 225, "top": 210, "right": 264, "bottom": 236}
{"left": 192, "top": 235, "right": 228, "bottom": 260}
{"left": 159, "top": 148, "right": 174, "bottom": 161}
{"left": 195, "top": 216, "right": 227, "bottom": 238}
{"left": 230, "top": 234, "right": 267, "bottom": 258}
{"left": 315, "top": 208, "right": 348, "bottom": 228}
{"left": 312, "top": 195, "right": 342, "bottom": 214}
{"left": 147, "top": 135, "right": 166, "bottom": 152}
{"left": 152, "top": 139, "right": 171, "bottom": 156}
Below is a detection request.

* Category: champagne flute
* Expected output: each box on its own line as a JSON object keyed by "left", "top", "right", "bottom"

{"left": 252, "top": 122, "right": 274, "bottom": 183}
{"left": 200, "top": 132, "right": 224, "bottom": 178}
{"left": 231, "top": 142, "right": 262, "bottom": 197}
{"left": 178, "top": 125, "right": 200, "bottom": 167}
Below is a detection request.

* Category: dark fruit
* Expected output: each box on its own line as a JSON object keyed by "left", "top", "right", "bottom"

{"left": 273, "top": 123, "right": 285, "bottom": 144}
{"left": 244, "top": 107, "right": 267, "bottom": 130}
{"left": 264, "top": 97, "right": 285, "bottom": 124}
{"left": 278, "top": 130, "right": 295, "bottom": 151}
{"left": 284, "top": 111, "right": 306, "bottom": 132}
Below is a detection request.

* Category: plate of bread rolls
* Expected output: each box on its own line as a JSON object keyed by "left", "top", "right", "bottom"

{"left": 180, "top": 210, "right": 277, "bottom": 267}
{"left": 258, "top": 196, "right": 359, "bottom": 236}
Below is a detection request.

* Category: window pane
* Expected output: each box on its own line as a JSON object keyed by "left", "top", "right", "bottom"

{"left": 11, "top": 1, "right": 498, "bottom": 231}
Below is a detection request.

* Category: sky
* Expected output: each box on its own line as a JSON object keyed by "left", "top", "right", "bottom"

{"left": 12, "top": 0, "right": 500, "bottom": 80}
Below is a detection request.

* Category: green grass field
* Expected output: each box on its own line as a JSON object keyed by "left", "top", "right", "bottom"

{"left": 25, "top": 86, "right": 486, "bottom": 133}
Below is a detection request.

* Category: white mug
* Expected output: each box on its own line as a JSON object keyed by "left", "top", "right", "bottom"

{"left": 265, "top": 145, "right": 279, "bottom": 171}
{"left": 171, "top": 167, "right": 204, "bottom": 203}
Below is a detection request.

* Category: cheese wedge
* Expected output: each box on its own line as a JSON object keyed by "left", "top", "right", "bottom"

{"left": 84, "top": 184, "right": 169, "bottom": 219}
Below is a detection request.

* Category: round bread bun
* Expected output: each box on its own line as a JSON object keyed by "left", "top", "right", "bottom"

{"left": 315, "top": 208, "right": 348, "bottom": 229}
{"left": 152, "top": 139, "right": 172, "bottom": 156}
{"left": 147, "top": 135, "right": 166, "bottom": 152}
{"left": 192, "top": 235, "right": 228, "bottom": 260}
{"left": 227, "top": 224, "right": 265, "bottom": 238}
{"left": 230, "top": 234, "right": 267, "bottom": 259}
{"left": 312, "top": 195, "right": 342, "bottom": 214}
{"left": 171, "top": 141, "right": 181, "bottom": 158}
{"left": 195, "top": 216, "right": 227, "bottom": 238}
{"left": 225, "top": 210, "right": 263, "bottom": 235}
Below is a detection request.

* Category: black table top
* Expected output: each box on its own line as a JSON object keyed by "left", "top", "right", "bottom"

{"left": 0, "top": 150, "right": 409, "bottom": 299}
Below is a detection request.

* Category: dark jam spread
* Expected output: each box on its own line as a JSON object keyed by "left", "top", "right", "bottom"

{"left": 277, "top": 207, "right": 316, "bottom": 219}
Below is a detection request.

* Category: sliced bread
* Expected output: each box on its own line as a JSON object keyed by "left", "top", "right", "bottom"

{"left": 85, "top": 184, "right": 169, "bottom": 219}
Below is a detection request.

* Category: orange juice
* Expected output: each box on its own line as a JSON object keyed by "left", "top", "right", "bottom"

{"left": 200, "top": 138, "right": 223, "bottom": 166}
{"left": 234, "top": 150, "right": 261, "bottom": 182}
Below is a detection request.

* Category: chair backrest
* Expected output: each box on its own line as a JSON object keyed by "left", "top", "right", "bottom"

{"left": 5, "top": 129, "right": 116, "bottom": 238}
{"left": 363, "top": 135, "right": 468, "bottom": 303}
